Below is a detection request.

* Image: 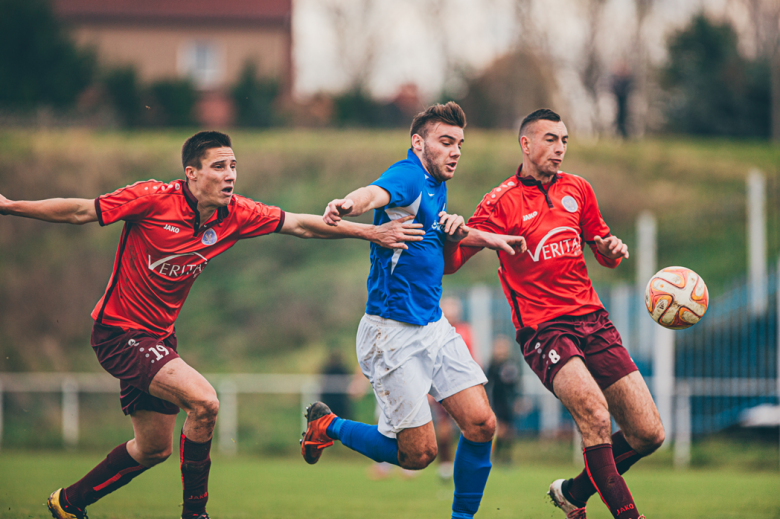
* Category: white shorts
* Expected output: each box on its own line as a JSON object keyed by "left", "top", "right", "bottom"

{"left": 356, "top": 313, "right": 487, "bottom": 438}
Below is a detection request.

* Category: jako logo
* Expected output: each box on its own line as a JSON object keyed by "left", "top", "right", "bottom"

{"left": 526, "top": 227, "right": 582, "bottom": 262}
{"left": 164, "top": 224, "right": 180, "bottom": 234}
{"left": 523, "top": 211, "right": 538, "bottom": 222}
{"left": 616, "top": 504, "right": 635, "bottom": 515}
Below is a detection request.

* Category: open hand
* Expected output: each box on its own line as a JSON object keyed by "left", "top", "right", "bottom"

{"left": 323, "top": 198, "right": 355, "bottom": 226}
{"left": 438, "top": 211, "right": 469, "bottom": 242}
{"left": 373, "top": 215, "right": 425, "bottom": 249}
{"left": 594, "top": 235, "right": 629, "bottom": 259}
{"left": 483, "top": 233, "right": 527, "bottom": 255}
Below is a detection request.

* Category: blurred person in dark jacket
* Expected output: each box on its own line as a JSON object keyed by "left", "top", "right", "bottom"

{"left": 320, "top": 350, "right": 352, "bottom": 420}
{"left": 486, "top": 335, "right": 520, "bottom": 464}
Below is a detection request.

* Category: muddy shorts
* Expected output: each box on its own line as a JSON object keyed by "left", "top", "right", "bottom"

{"left": 356, "top": 314, "right": 487, "bottom": 438}
{"left": 91, "top": 322, "right": 181, "bottom": 415}
{"left": 516, "top": 309, "right": 637, "bottom": 395}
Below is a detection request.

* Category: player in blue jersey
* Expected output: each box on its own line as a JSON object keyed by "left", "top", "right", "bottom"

{"left": 301, "top": 102, "right": 525, "bottom": 519}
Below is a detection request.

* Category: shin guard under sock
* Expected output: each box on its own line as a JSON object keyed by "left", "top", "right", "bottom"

{"left": 452, "top": 435, "right": 492, "bottom": 519}
{"left": 567, "top": 430, "right": 643, "bottom": 506}
{"left": 180, "top": 432, "right": 212, "bottom": 518}
{"left": 583, "top": 443, "right": 639, "bottom": 519}
{"left": 63, "top": 442, "right": 146, "bottom": 512}
{"left": 327, "top": 417, "right": 400, "bottom": 465}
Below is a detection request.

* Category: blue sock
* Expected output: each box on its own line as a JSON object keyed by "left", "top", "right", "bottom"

{"left": 326, "top": 417, "right": 399, "bottom": 465}
{"left": 451, "top": 435, "right": 493, "bottom": 519}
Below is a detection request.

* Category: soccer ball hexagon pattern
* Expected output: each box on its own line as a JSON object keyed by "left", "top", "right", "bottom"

{"left": 644, "top": 266, "right": 709, "bottom": 330}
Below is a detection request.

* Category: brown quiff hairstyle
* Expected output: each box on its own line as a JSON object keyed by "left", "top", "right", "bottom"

{"left": 410, "top": 101, "right": 467, "bottom": 139}
{"left": 182, "top": 130, "right": 232, "bottom": 170}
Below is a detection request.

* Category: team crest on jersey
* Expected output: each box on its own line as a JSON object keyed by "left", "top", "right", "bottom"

{"left": 561, "top": 196, "right": 578, "bottom": 213}
{"left": 202, "top": 229, "right": 218, "bottom": 245}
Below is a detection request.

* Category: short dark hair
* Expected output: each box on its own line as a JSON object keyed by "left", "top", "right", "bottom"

{"left": 518, "top": 108, "right": 561, "bottom": 141}
{"left": 182, "top": 131, "right": 232, "bottom": 170}
{"left": 410, "top": 101, "right": 467, "bottom": 139}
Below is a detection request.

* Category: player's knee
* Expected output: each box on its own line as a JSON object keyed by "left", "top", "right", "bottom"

{"left": 399, "top": 444, "right": 438, "bottom": 470}
{"left": 189, "top": 393, "right": 220, "bottom": 426}
{"left": 460, "top": 409, "right": 496, "bottom": 443}
{"left": 139, "top": 444, "right": 172, "bottom": 467}
{"left": 483, "top": 411, "right": 497, "bottom": 439}
{"left": 146, "top": 447, "right": 173, "bottom": 467}
{"left": 579, "top": 407, "right": 612, "bottom": 443}
{"left": 638, "top": 424, "right": 665, "bottom": 454}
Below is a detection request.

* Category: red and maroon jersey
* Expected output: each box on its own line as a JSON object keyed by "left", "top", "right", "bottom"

{"left": 444, "top": 167, "right": 621, "bottom": 330}
{"left": 91, "top": 179, "right": 284, "bottom": 337}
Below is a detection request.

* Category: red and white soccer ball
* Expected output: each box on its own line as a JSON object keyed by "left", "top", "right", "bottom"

{"left": 644, "top": 266, "right": 709, "bottom": 330}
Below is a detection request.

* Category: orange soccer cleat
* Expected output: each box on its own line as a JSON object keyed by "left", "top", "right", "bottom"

{"left": 300, "top": 401, "right": 337, "bottom": 464}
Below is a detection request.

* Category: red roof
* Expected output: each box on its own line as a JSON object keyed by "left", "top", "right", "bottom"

{"left": 53, "top": 0, "right": 291, "bottom": 25}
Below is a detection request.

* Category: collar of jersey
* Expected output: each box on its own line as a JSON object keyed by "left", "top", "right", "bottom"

{"left": 515, "top": 163, "right": 561, "bottom": 187}
{"left": 181, "top": 179, "right": 230, "bottom": 236}
{"left": 406, "top": 149, "right": 441, "bottom": 186}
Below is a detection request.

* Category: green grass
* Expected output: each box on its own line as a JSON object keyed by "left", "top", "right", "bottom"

{"left": 1, "top": 450, "right": 778, "bottom": 519}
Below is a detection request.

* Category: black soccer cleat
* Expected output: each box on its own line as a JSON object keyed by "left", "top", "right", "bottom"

{"left": 47, "top": 489, "right": 87, "bottom": 519}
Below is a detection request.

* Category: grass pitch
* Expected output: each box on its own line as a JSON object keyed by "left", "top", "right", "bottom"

{"left": 1, "top": 450, "right": 778, "bottom": 519}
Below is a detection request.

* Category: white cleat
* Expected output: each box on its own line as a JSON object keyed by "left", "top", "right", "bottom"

{"left": 548, "top": 479, "right": 587, "bottom": 518}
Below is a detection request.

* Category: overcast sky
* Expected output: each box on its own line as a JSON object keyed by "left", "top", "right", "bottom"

{"left": 292, "top": 0, "right": 738, "bottom": 105}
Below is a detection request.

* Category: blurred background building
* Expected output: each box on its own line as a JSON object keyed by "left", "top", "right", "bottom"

{"left": 53, "top": 0, "right": 292, "bottom": 127}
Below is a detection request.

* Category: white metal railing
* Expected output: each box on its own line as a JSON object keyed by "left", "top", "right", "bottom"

{"left": 1, "top": 371, "right": 776, "bottom": 468}
{"left": 0, "top": 372, "right": 353, "bottom": 455}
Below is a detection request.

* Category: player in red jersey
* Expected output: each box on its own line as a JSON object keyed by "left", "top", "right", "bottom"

{"left": 0, "top": 131, "right": 423, "bottom": 519}
{"left": 444, "top": 110, "right": 664, "bottom": 519}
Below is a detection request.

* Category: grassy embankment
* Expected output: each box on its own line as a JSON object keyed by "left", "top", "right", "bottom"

{"left": 0, "top": 129, "right": 778, "bottom": 375}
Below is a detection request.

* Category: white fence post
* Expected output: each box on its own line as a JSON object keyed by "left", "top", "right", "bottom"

{"left": 539, "top": 392, "right": 561, "bottom": 438}
{"left": 674, "top": 382, "right": 691, "bottom": 469}
{"left": 300, "top": 380, "right": 319, "bottom": 434}
{"left": 747, "top": 169, "right": 768, "bottom": 316}
{"left": 653, "top": 326, "right": 675, "bottom": 448}
{"left": 0, "top": 378, "right": 3, "bottom": 451}
{"left": 218, "top": 380, "right": 238, "bottom": 456}
{"left": 469, "top": 284, "right": 493, "bottom": 367}
{"left": 636, "top": 211, "right": 657, "bottom": 360}
{"left": 777, "top": 257, "right": 780, "bottom": 471}
{"left": 572, "top": 426, "right": 584, "bottom": 467}
{"left": 610, "top": 284, "right": 632, "bottom": 353}
{"left": 62, "top": 378, "right": 79, "bottom": 448}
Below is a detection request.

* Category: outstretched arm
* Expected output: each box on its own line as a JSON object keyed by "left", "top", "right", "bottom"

{"left": 280, "top": 212, "right": 424, "bottom": 249}
{"left": 444, "top": 229, "right": 526, "bottom": 274}
{"left": 456, "top": 228, "right": 526, "bottom": 255}
{"left": 0, "top": 193, "right": 97, "bottom": 225}
{"left": 322, "top": 185, "right": 390, "bottom": 225}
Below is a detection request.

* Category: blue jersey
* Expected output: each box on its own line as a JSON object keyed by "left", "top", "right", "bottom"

{"left": 365, "top": 149, "right": 447, "bottom": 325}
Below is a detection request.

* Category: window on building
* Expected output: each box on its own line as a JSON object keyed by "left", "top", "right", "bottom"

{"left": 178, "top": 41, "right": 223, "bottom": 89}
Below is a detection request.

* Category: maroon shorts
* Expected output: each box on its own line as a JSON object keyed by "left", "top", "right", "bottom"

{"left": 91, "top": 322, "right": 181, "bottom": 416}
{"left": 516, "top": 309, "right": 637, "bottom": 396}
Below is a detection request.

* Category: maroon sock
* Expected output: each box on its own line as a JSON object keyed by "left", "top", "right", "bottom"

{"left": 566, "top": 431, "right": 642, "bottom": 506}
{"left": 180, "top": 431, "right": 212, "bottom": 518}
{"left": 63, "top": 442, "right": 146, "bottom": 512}
{"left": 583, "top": 443, "right": 639, "bottom": 519}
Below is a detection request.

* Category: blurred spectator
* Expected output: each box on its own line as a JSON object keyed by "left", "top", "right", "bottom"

{"left": 486, "top": 335, "right": 520, "bottom": 464}
{"left": 429, "top": 296, "right": 476, "bottom": 481}
{"left": 320, "top": 350, "right": 352, "bottom": 420}
{"left": 441, "top": 296, "right": 474, "bottom": 360}
{"left": 611, "top": 61, "right": 633, "bottom": 138}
